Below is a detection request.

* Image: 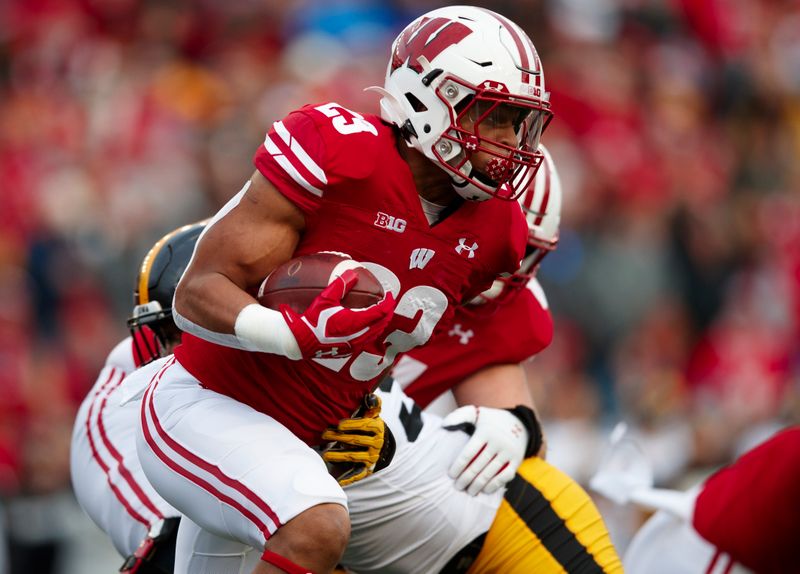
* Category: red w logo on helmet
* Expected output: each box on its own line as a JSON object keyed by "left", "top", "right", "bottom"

{"left": 391, "top": 17, "right": 473, "bottom": 73}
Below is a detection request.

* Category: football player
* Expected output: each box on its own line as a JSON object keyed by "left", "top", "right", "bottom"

{"left": 71, "top": 144, "right": 621, "bottom": 574}
{"left": 70, "top": 222, "right": 205, "bottom": 574}
{"left": 132, "top": 6, "right": 553, "bottom": 574}
{"left": 172, "top": 147, "right": 623, "bottom": 573}
{"left": 593, "top": 426, "right": 800, "bottom": 574}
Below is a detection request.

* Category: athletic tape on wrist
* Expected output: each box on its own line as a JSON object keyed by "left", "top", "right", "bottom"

{"left": 234, "top": 303, "right": 301, "bottom": 359}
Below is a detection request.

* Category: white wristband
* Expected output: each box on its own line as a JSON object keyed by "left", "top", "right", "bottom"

{"left": 234, "top": 304, "right": 302, "bottom": 360}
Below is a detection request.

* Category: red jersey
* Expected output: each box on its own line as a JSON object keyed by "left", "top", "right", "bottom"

{"left": 394, "top": 279, "right": 553, "bottom": 407}
{"left": 692, "top": 426, "right": 800, "bottom": 574}
{"left": 175, "top": 102, "right": 528, "bottom": 445}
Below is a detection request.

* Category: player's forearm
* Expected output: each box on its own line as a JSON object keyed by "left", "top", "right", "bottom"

{"left": 174, "top": 270, "right": 253, "bottom": 335}
{"left": 452, "top": 363, "right": 535, "bottom": 410}
{"left": 173, "top": 271, "right": 299, "bottom": 357}
{"left": 173, "top": 271, "right": 252, "bottom": 349}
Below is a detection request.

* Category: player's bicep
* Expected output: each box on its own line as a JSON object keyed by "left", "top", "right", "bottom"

{"left": 197, "top": 171, "right": 304, "bottom": 286}
{"left": 175, "top": 171, "right": 304, "bottom": 332}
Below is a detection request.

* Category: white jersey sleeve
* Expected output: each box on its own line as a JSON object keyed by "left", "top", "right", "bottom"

{"left": 70, "top": 341, "right": 178, "bottom": 557}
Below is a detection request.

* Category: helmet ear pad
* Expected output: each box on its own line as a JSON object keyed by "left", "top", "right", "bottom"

{"left": 385, "top": 66, "right": 455, "bottom": 155}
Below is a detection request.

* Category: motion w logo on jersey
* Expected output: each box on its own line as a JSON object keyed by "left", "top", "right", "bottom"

{"left": 409, "top": 248, "right": 435, "bottom": 270}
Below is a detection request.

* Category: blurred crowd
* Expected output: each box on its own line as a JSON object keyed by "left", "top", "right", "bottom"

{"left": 0, "top": 0, "right": 798, "bottom": 571}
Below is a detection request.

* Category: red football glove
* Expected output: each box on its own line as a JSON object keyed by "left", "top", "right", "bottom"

{"left": 280, "top": 269, "right": 396, "bottom": 360}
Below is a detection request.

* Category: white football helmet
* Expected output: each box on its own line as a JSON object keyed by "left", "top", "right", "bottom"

{"left": 376, "top": 6, "right": 553, "bottom": 202}
{"left": 475, "top": 144, "right": 561, "bottom": 302}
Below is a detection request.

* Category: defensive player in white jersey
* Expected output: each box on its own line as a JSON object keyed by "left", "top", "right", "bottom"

{"left": 133, "top": 6, "right": 553, "bottom": 573}
{"left": 172, "top": 148, "right": 622, "bottom": 573}
{"left": 70, "top": 222, "right": 205, "bottom": 573}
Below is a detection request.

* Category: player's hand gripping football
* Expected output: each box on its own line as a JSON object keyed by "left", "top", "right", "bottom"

{"left": 443, "top": 405, "right": 541, "bottom": 496}
{"left": 322, "top": 394, "right": 396, "bottom": 486}
{"left": 280, "top": 269, "right": 395, "bottom": 360}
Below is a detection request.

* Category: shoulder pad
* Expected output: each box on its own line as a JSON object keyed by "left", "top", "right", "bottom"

{"left": 105, "top": 337, "right": 136, "bottom": 374}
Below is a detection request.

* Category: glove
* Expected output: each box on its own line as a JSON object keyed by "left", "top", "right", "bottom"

{"left": 322, "top": 394, "right": 396, "bottom": 486}
{"left": 443, "top": 405, "right": 532, "bottom": 496}
{"left": 280, "top": 269, "right": 396, "bottom": 360}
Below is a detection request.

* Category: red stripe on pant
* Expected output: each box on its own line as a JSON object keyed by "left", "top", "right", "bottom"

{"left": 140, "top": 358, "right": 281, "bottom": 540}
{"left": 94, "top": 368, "right": 165, "bottom": 519}
{"left": 85, "top": 367, "right": 152, "bottom": 526}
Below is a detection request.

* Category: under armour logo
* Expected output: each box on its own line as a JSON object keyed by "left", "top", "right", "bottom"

{"left": 480, "top": 80, "right": 509, "bottom": 93}
{"left": 465, "top": 136, "right": 479, "bottom": 152}
{"left": 455, "top": 238, "right": 478, "bottom": 259}
{"left": 410, "top": 248, "right": 435, "bottom": 270}
{"left": 448, "top": 323, "right": 474, "bottom": 345}
{"left": 315, "top": 348, "right": 344, "bottom": 358}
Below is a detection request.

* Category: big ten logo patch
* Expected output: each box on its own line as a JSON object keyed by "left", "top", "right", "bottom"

{"left": 374, "top": 212, "right": 407, "bottom": 233}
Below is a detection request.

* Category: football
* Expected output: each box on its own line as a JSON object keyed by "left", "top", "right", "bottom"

{"left": 257, "top": 252, "right": 384, "bottom": 314}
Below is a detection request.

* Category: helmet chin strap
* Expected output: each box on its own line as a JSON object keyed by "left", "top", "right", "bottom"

{"left": 450, "top": 163, "right": 494, "bottom": 202}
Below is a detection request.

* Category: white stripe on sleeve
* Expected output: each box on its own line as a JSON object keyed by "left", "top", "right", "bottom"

{"left": 264, "top": 135, "right": 325, "bottom": 197}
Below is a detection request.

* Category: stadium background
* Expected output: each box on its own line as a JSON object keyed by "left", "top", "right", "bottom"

{"left": 0, "top": 0, "right": 797, "bottom": 572}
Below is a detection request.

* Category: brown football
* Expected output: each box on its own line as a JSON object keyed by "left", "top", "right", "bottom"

{"left": 257, "top": 252, "right": 384, "bottom": 314}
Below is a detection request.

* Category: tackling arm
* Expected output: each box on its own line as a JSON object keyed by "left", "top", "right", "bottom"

{"left": 453, "top": 363, "right": 545, "bottom": 457}
{"left": 452, "top": 363, "right": 535, "bottom": 410}
{"left": 443, "top": 363, "right": 546, "bottom": 495}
